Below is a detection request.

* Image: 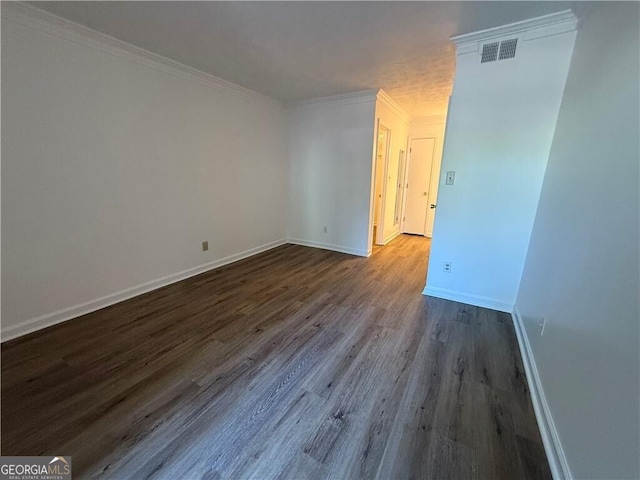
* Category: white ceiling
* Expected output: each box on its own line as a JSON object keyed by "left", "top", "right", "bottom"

{"left": 30, "top": 1, "right": 573, "bottom": 117}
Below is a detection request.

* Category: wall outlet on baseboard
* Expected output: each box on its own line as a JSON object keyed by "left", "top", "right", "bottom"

{"left": 443, "top": 261, "right": 452, "bottom": 273}
{"left": 202, "top": 241, "right": 209, "bottom": 252}
{"left": 539, "top": 316, "right": 547, "bottom": 336}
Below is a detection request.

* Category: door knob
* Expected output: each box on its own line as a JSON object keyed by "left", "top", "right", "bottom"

{"left": 430, "top": 204, "right": 436, "bottom": 209}
{"left": 423, "top": 192, "right": 428, "bottom": 196}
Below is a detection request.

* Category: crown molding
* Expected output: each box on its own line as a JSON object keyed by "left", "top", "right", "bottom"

{"left": 451, "top": 9, "right": 578, "bottom": 55}
{"left": 285, "top": 90, "right": 379, "bottom": 110}
{"left": 376, "top": 90, "right": 411, "bottom": 125}
{"left": 1, "top": 1, "right": 284, "bottom": 109}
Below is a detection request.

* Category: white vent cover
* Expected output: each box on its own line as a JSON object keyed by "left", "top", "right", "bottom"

{"left": 481, "top": 38, "right": 518, "bottom": 63}
{"left": 481, "top": 42, "right": 499, "bottom": 63}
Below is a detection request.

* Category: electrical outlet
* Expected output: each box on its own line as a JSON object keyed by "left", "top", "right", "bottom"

{"left": 539, "top": 316, "right": 547, "bottom": 336}
{"left": 443, "top": 261, "right": 452, "bottom": 273}
{"left": 323, "top": 226, "right": 328, "bottom": 233}
{"left": 202, "top": 241, "right": 209, "bottom": 252}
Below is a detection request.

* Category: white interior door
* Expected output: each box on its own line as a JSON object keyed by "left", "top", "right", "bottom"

{"left": 373, "top": 125, "right": 390, "bottom": 245}
{"left": 403, "top": 137, "right": 435, "bottom": 235}
{"left": 374, "top": 148, "right": 385, "bottom": 226}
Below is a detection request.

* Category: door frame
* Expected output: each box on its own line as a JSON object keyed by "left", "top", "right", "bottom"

{"left": 401, "top": 136, "right": 437, "bottom": 236}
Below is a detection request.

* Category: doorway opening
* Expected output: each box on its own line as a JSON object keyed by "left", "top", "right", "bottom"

{"left": 366, "top": 92, "right": 448, "bottom": 260}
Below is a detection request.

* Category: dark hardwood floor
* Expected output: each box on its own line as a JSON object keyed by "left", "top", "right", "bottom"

{"left": 1, "top": 235, "right": 550, "bottom": 479}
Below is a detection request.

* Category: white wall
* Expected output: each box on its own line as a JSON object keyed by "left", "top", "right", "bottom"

{"left": 374, "top": 93, "right": 410, "bottom": 244}
{"left": 425, "top": 14, "right": 577, "bottom": 312}
{"left": 1, "top": 4, "right": 288, "bottom": 340}
{"left": 287, "top": 92, "right": 377, "bottom": 257}
{"left": 515, "top": 4, "right": 640, "bottom": 478}
{"left": 408, "top": 116, "right": 447, "bottom": 238}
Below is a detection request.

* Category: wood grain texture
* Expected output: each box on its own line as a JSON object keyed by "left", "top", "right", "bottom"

{"left": 1, "top": 235, "right": 551, "bottom": 479}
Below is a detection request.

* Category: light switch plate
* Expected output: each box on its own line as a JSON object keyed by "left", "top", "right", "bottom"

{"left": 446, "top": 171, "right": 455, "bottom": 185}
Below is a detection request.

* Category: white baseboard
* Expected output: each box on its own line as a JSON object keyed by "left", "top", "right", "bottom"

{"left": 511, "top": 307, "right": 572, "bottom": 480}
{"left": 287, "top": 238, "right": 368, "bottom": 257}
{"left": 383, "top": 229, "right": 401, "bottom": 245}
{"left": 422, "top": 285, "right": 513, "bottom": 313}
{"left": 1, "top": 238, "right": 287, "bottom": 342}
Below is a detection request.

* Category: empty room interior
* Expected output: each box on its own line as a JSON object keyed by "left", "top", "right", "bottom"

{"left": 1, "top": 1, "right": 639, "bottom": 479}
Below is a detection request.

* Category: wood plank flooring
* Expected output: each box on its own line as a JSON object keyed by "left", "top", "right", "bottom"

{"left": 1, "top": 235, "right": 550, "bottom": 479}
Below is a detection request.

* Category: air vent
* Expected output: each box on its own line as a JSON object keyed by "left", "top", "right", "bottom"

{"left": 481, "top": 42, "right": 499, "bottom": 63}
{"left": 499, "top": 38, "right": 518, "bottom": 60}
{"left": 481, "top": 38, "right": 518, "bottom": 64}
